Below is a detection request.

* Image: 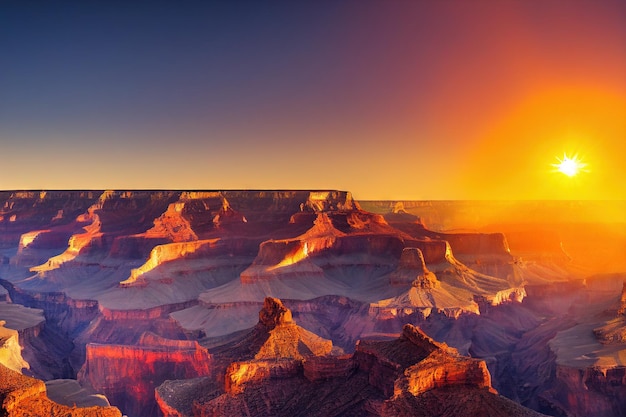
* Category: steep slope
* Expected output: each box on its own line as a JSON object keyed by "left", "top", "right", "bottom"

{"left": 185, "top": 324, "right": 545, "bottom": 417}
{"left": 78, "top": 332, "right": 211, "bottom": 417}
{"left": 3, "top": 192, "right": 601, "bottom": 416}
{"left": 0, "top": 363, "right": 121, "bottom": 417}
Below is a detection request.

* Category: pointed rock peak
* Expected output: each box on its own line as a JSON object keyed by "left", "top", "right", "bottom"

{"left": 259, "top": 297, "right": 294, "bottom": 329}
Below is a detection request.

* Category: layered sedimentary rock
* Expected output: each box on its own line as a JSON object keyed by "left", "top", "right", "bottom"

{"left": 0, "top": 363, "right": 121, "bottom": 417}
{"left": 0, "top": 322, "right": 29, "bottom": 373}
{"left": 186, "top": 323, "right": 543, "bottom": 417}
{"left": 208, "top": 297, "right": 335, "bottom": 368}
{"left": 79, "top": 332, "right": 211, "bottom": 417}
{"left": 389, "top": 247, "right": 438, "bottom": 287}
{"left": 0, "top": 191, "right": 100, "bottom": 249}
{"left": 3, "top": 191, "right": 613, "bottom": 416}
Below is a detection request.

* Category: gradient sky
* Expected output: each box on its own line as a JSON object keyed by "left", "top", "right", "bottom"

{"left": 1, "top": 1, "right": 625, "bottom": 200}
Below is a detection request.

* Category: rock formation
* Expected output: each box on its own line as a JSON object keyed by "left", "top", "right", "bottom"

{"left": 0, "top": 363, "right": 121, "bottom": 417}
{"left": 182, "top": 323, "right": 544, "bottom": 417}
{"left": 79, "top": 332, "right": 211, "bottom": 417}
{"left": 2, "top": 191, "right": 623, "bottom": 417}
{"left": 389, "top": 247, "right": 439, "bottom": 288}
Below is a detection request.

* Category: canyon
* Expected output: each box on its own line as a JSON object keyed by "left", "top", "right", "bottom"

{"left": 0, "top": 190, "right": 625, "bottom": 416}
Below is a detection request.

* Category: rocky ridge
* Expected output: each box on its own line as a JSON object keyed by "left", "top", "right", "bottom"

{"left": 1, "top": 191, "right": 622, "bottom": 416}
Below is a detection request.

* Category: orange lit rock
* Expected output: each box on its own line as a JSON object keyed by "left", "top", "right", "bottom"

{"left": 225, "top": 359, "right": 302, "bottom": 394}
{"left": 120, "top": 239, "right": 220, "bottom": 286}
{"left": 397, "top": 350, "right": 494, "bottom": 397}
{"left": 78, "top": 332, "right": 211, "bottom": 417}
{"left": 0, "top": 363, "right": 121, "bottom": 417}
{"left": 303, "top": 354, "right": 355, "bottom": 381}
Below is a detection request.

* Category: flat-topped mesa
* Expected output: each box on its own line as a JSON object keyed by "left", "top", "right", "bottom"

{"left": 390, "top": 248, "right": 440, "bottom": 288}
{"left": 258, "top": 297, "right": 294, "bottom": 329}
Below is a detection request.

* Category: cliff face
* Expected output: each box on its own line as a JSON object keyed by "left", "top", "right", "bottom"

{"left": 0, "top": 324, "right": 29, "bottom": 373}
{"left": 0, "top": 191, "right": 100, "bottom": 249}
{"left": 78, "top": 333, "right": 211, "bottom": 417}
{"left": 0, "top": 363, "right": 121, "bottom": 417}
{"left": 188, "top": 322, "right": 543, "bottom": 417}
{"left": 2, "top": 191, "right": 592, "bottom": 417}
{"left": 389, "top": 247, "right": 439, "bottom": 288}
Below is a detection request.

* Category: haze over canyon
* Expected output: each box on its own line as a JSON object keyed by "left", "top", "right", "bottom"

{"left": 0, "top": 190, "right": 625, "bottom": 416}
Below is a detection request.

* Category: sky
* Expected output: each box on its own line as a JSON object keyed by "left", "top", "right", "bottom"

{"left": 1, "top": 0, "right": 625, "bottom": 200}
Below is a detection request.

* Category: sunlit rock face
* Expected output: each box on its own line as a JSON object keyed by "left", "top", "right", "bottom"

{"left": 187, "top": 319, "right": 543, "bottom": 417}
{"left": 0, "top": 191, "right": 100, "bottom": 248}
{"left": 0, "top": 322, "right": 29, "bottom": 373}
{"left": 0, "top": 363, "right": 121, "bottom": 417}
{"left": 78, "top": 332, "right": 211, "bottom": 417}
{"left": 4, "top": 191, "right": 617, "bottom": 417}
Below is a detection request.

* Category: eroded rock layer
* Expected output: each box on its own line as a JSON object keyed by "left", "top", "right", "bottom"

{"left": 1, "top": 192, "right": 623, "bottom": 417}
{"left": 0, "top": 363, "right": 121, "bottom": 417}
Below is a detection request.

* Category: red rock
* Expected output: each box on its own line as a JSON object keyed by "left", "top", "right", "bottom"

{"left": 78, "top": 332, "right": 211, "bottom": 417}
{"left": 303, "top": 354, "right": 355, "bottom": 381}
{"left": 0, "top": 363, "right": 121, "bottom": 417}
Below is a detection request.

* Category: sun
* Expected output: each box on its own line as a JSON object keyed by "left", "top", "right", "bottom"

{"left": 552, "top": 153, "right": 587, "bottom": 177}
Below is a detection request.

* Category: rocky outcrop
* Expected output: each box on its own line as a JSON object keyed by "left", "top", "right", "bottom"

{"left": 0, "top": 191, "right": 100, "bottom": 249}
{"left": 209, "top": 298, "right": 334, "bottom": 366}
{"left": 79, "top": 332, "right": 211, "bottom": 417}
{"left": 303, "top": 354, "right": 356, "bottom": 381}
{"left": 0, "top": 363, "right": 121, "bottom": 417}
{"left": 354, "top": 325, "right": 446, "bottom": 396}
{"left": 155, "top": 377, "right": 219, "bottom": 417}
{"left": 3, "top": 192, "right": 577, "bottom": 417}
{"left": 239, "top": 213, "right": 340, "bottom": 282}
{"left": 191, "top": 322, "right": 543, "bottom": 417}
{"left": 120, "top": 239, "right": 221, "bottom": 286}
{"left": 45, "top": 379, "right": 113, "bottom": 408}
{"left": 397, "top": 349, "right": 494, "bottom": 396}
{"left": 541, "top": 364, "right": 626, "bottom": 417}
{"left": 389, "top": 247, "right": 439, "bottom": 288}
{"left": 0, "top": 323, "right": 29, "bottom": 373}
{"left": 225, "top": 359, "right": 302, "bottom": 394}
